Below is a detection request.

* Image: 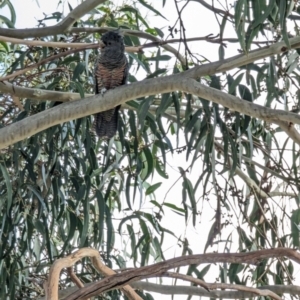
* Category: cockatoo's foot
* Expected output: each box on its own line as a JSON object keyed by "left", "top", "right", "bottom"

{"left": 100, "top": 88, "right": 107, "bottom": 95}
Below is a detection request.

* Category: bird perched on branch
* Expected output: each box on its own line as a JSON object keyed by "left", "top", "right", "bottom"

{"left": 93, "top": 30, "right": 129, "bottom": 139}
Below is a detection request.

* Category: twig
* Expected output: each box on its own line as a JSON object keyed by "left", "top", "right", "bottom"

{"left": 67, "top": 268, "right": 90, "bottom": 300}
{"left": 0, "top": 35, "right": 98, "bottom": 49}
{"left": 191, "top": 0, "right": 234, "bottom": 18}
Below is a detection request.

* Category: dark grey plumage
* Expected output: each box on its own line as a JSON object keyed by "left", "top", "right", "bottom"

{"left": 93, "top": 30, "right": 128, "bottom": 139}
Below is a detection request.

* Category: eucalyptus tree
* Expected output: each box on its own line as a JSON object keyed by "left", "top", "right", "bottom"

{"left": 0, "top": 0, "right": 300, "bottom": 299}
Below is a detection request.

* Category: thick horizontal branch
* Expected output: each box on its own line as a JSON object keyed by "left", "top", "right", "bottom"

{"left": 133, "top": 282, "right": 300, "bottom": 298}
{"left": 2, "top": 76, "right": 300, "bottom": 150}
{"left": 183, "top": 80, "right": 300, "bottom": 124}
{"left": 0, "top": 35, "right": 140, "bottom": 53}
{"left": 66, "top": 248, "right": 300, "bottom": 299}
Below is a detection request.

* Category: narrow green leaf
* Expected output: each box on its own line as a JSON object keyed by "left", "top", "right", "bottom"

{"left": 146, "top": 55, "right": 171, "bottom": 61}
{"left": 146, "top": 182, "right": 162, "bottom": 195}
{"left": 281, "top": 21, "right": 291, "bottom": 49}
{"left": 155, "top": 159, "right": 168, "bottom": 179}
{"left": 105, "top": 205, "right": 114, "bottom": 255}
{"left": 127, "top": 224, "right": 137, "bottom": 261}
{"left": 246, "top": 22, "right": 261, "bottom": 50}
{"left": 238, "top": 84, "right": 253, "bottom": 102}
{"left": 72, "top": 62, "right": 85, "bottom": 81}
{"left": 142, "top": 147, "right": 154, "bottom": 181}
{"left": 0, "top": 15, "right": 14, "bottom": 28}
{"left": 27, "top": 185, "right": 47, "bottom": 212}
{"left": 138, "top": 95, "right": 155, "bottom": 130}
{"left": 0, "top": 164, "right": 12, "bottom": 214}
{"left": 291, "top": 209, "right": 300, "bottom": 247}
{"left": 61, "top": 213, "right": 75, "bottom": 252}
{"left": 71, "top": 81, "right": 85, "bottom": 98}
{"left": 118, "top": 215, "right": 139, "bottom": 234}
{"left": 0, "top": 41, "right": 9, "bottom": 52}
{"left": 229, "top": 73, "right": 244, "bottom": 95}
{"left": 127, "top": 53, "right": 150, "bottom": 72}
{"left": 156, "top": 93, "right": 173, "bottom": 118}
{"left": 185, "top": 108, "right": 202, "bottom": 133}
{"left": 125, "top": 175, "right": 133, "bottom": 210}
{"left": 79, "top": 198, "right": 90, "bottom": 247}
{"left": 163, "top": 202, "right": 185, "bottom": 213}
{"left": 279, "top": 0, "right": 286, "bottom": 29}
{"left": 220, "top": 14, "right": 227, "bottom": 37}
{"left": 219, "top": 45, "right": 225, "bottom": 60}
{"left": 251, "top": 0, "right": 275, "bottom": 28}
{"left": 137, "top": 0, "right": 166, "bottom": 20}
{"left": 6, "top": 0, "right": 16, "bottom": 25}
{"left": 96, "top": 191, "right": 105, "bottom": 245}
{"left": 234, "top": 0, "right": 247, "bottom": 52}
{"left": 146, "top": 68, "right": 167, "bottom": 78}
{"left": 154, "top": 27, "right": 164, "bottom": 37}
{"left": 183, "top": 176, "right": 197, "bottom": 226}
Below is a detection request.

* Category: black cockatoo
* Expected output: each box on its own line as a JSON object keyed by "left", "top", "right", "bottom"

{"left": 93, "top": 30, "right": 129, "bottom": 139}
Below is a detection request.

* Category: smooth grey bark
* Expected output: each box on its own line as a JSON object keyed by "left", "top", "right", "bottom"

{"left": 1, "top": 77, "right": 300, "bottom": 150}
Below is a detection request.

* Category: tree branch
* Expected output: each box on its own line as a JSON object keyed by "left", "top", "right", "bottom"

{"left": 0, "top": 35, "right": 99, "bottom": 49}
{"left": 65, "top": 248, "right": 300, "bottom": 300}
{"left": 2, "top": 76, "right": 300, "bottom": 150}
{"left": 132, "top": 282, "right": 300, "bottom": 298}
{"left": 36, "top": 280, "right": 300, "bottom": 300}
{"left": 72, "top": 28, "right": 227, "bottom": 64}
{"left": 46, "top": 248, "right": 141, "bottom": 300}
{"left": 273, "top": 120, "right": 300, "bottom": 145}
{"left": 0, "top": 81, "right": 88, "bottom": 102}
{"left": 164, "top": 272, "right": 281, "bottom": 300}
{"left": 0, "top": 26, "right": 187, "bottom": 68}
{"left": 191, "top": 0, "right": 234, "bottom": 18}
{"left": 0, "top": 35, "right": 140, "bottom": 53}
{"left": 0, "top": 0, "right": 106, "bottom": 38}
{"left": 90, "top": 254, "right": 142, "bottom": 300}
{"left": 185, "top": 35, "right": 300, "bottom": 78}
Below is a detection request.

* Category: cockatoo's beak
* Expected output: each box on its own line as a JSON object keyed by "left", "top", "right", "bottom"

{"left": 99, "top": 40, "right": 105, "bottom": 49}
